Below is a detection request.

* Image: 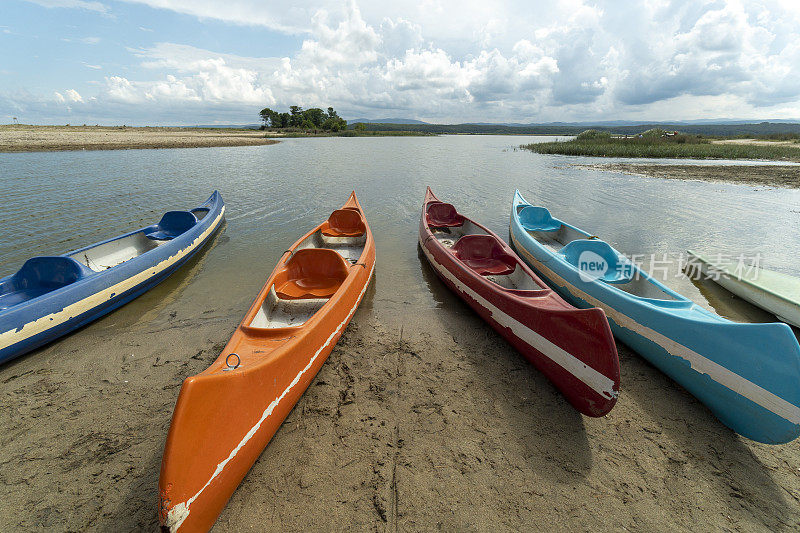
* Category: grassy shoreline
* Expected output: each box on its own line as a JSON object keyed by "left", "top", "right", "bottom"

{"left": 522, "top": 130, "right": 800, "bottom": 161}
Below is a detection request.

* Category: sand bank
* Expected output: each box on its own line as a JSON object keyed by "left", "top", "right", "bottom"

{"left": 575, "top": 163, "right": 800, "bottom": 189}
{"left": 0, "top": 125, "right": 279, "bottom": 152}
{"left": 0, "top": 250, "right": 798, "bottom": 531}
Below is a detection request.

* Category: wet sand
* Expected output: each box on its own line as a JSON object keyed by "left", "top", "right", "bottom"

{"left": 575, "top": 163, "right": 800, "bottom": 189}
{"left": 0, "top": 125, "right": 279, "bottom": 152}
{"left": 712, "top": 138, "right": 800, "bottom": 147}
{"left": 1, "top": 245, "right": 799, "bottom": 531}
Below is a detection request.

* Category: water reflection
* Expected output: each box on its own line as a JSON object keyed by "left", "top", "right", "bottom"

{"left": 1, "top": 135, "right": 799, "bottom": 328}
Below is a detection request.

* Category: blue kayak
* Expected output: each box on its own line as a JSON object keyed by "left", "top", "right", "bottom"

{"left": 0, "top": 191, "right": 225, "bottom": 364}
{"left": 509, "top": 190, "right": 800, "bottom": 444}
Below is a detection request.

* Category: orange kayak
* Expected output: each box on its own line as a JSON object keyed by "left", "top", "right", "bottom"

{"left": 158, "top": 192, "right": 375, "bottom": 532}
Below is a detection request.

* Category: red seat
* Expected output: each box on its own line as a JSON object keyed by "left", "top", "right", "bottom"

{"left": 321, "top": 208, "right": 366, "bottom": 237}
{"left": 452, "top": 235, "right": 516, "bottom": 276}
{"left": 426, "top": 202, "right": 465, "bottom": 227}
{"left": 273, "top": 248, "right": 349, "bottom": 300}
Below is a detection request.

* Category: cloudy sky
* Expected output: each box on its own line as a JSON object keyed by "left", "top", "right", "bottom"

{"left": 2, "top": 0, "right": 800, "bottom": 125}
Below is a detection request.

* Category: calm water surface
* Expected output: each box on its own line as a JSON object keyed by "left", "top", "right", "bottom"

{"left": 2, "top": 135, "right": 799, "bottom": 328}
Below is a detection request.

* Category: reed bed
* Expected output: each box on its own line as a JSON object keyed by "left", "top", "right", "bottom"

{"left": 522, "top": 130, "right": 800, "bottom": 161}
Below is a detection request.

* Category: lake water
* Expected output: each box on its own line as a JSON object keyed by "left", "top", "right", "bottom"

{"left": 2, "top": 135, "right": 799, "bottom": 327}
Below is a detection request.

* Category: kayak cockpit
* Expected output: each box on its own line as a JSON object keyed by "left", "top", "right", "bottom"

{"left": 190, "top": 207, "right": 210, "bottom": 220}
{"left": 427, "top": 203, "right": 546, "bottom": 291}
{"left": 0, "top": 256, "right": 92, "bottom": 310}
{"left": 429, "top": 219, "right": 488, "bottom": 248}
{"left": 66, "top": 210, "right": 200, "bottom": 272}
{"left": 295, "top": 228, "right": 367, "bottom": 265}
{"left": 516, "top": 204, "right": 682, "bottom": 301}
{"left": 483, "top": 267, "right": 546, "bottom": 291}
{"left": 516, "top": 206, "right": 586, "bottom": 254}
{"left": 68, "top": 232, "right": 163, "bottom": 272}
{"left": 248, "top": 208, "right": 367, "bottom": 330}
{"left": 145, "top": 211, "right": 198, "bottom": 241}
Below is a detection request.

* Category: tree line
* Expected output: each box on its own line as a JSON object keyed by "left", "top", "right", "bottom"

{"left": 259, "top": 106, "right": 348, "bottom": 132}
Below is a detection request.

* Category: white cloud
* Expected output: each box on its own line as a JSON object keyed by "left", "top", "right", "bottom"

{"left": 24, "top": 0, "right": 108, "bottom": 13}
{"left": 53, "top": 89, "right": 83, "bottom": 104}
{"left": 13, "top": 0, "right": 800, "bottom": 123}
{"left": 64, "top": 89, "right": 83, "bottom": 102}
{"left": 62, "top": 36, "right": 102, "bottom": 44}
{"left": 116, "top": 0, "right": 321, "bottom": 33}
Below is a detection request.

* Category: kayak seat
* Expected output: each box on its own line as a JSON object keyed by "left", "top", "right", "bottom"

{"left": 560, "top": 239, "right": 633, "bottom": 284}
{"left": 274, "top": 248, "right": 349, "bottom": 300}
{"left": 452, "top": 235, "right": 516, "bottom": 276}
{"left": 0, "top": 257, "right": 91, "bottom": 309}
{"left": 146, "top": 211, "right": 198, "bottom": 240}
{"left": 427, "top": 202, "right": 465, "bottom": 228}
{"left": 518, "top": 206, "right": 562, "bottom": 232}
{"left": 321, "top": 208, "right": 366, "bottom": 237}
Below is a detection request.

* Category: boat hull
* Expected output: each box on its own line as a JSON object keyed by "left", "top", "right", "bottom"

{"left": 0, "top": 192, "right": 225, "bottom": 364}
{"left": 419, "top": 189, "right": 619, "bottom": 417}
{"left": 159, "top": 192, "right": 375, "bottom": 532}
{"left": 687, "top": 251, "right": 800, "bottom": 328}
{"left": 510, "top": 191, "right": 800, "bottom": 444}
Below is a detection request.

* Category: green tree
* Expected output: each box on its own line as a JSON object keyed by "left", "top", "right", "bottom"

{"left": 303, "top": 108, "right": 326, "bottom": 128}
{"left": 289, "top": 106, "right": 304, "bottom": 127}
{"left": 259, "top": 104, "right": 346, "bottom": 131}
{"left": 354, "top": 122, "right": 367, "bottom": 132}
{"left": 259, "top": 107, "right": 276, "bottom": 128}
{"left": 322, "top": 117, "right": 341, "bottom": 132}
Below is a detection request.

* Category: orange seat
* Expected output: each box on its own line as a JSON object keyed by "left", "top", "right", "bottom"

{"left": 426, "top": 202, "right": 465, "bottom": 227}
{"left": 273, "top": 248, "right": 349, "bottom": 300}
{"left": 452, "top": 235, "right": 517, "bottom": 276}
{"left": 321, "top": 208, "right": 366, "bottom": 237}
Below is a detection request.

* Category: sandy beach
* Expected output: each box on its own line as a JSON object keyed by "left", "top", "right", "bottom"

{"left": 575, "top": 163, "right": 800, "bottom": 189}
{"left": 0, "top": 249, "right": 798, "bottom": 531}
{"left": 0, "top": 125, "right": 279, "bottom": 152}
{"left": 0, "top": 135, "right": 799, "bottom": 532}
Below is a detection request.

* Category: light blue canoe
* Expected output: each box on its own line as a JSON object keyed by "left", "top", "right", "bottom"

{"left": 509, "top": 190, "right": 800, "bottom": 444}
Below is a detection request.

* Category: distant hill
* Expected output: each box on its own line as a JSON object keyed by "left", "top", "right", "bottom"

{"left": 186, "top": 119, "right": 800, "bottom": 136}
{"left": 466, "top": 119, "right": 800, "bottom": 127}
{"left": 348, "top": 118, "right": 428, "bottom": 124}
{"left": 347, "top": 121, "right": 800, "bottom": 136}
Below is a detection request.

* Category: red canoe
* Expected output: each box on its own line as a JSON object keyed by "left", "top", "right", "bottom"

{"left": 419, "top": 187, "right": 620, "bottom": 416}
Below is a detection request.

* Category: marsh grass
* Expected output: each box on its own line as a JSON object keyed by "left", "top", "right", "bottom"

{"left": 522, "top": 130, "right": 800, "bottom": 161}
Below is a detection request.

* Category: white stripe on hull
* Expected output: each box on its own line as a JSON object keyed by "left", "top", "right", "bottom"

{"left": 421, "top": 239, "right": 617, "bottom": 400}
{"left": 0, "top": 207, "right": 225, "bottom": 351}
{"left": 510, "top": 226, "right": 800, "bottom": 426}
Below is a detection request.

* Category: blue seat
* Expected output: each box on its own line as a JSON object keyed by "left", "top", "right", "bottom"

{"left": 518, "top": 206, "right": 562, "bottom": 232}
{"left": 560, "top": 239, "right": 633, "bottom": 284}
{"left": 0, "top": 257, "right": 90, "bottom": 309}
{"left": 146, "top": 211, "right": 197, "bottom": 240}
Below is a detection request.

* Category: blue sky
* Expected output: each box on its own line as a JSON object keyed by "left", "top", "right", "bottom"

{"left": 2, "top": 0, "right": 800, "bottom": 125}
